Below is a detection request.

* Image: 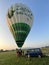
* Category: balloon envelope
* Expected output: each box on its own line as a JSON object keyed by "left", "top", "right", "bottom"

{"left": 6, "top": 3, "right": 33, "bottom": 48}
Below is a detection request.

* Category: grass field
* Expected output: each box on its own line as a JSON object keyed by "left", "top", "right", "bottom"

{"left": 0, "top": 51, "right": 49, "bottom": 65}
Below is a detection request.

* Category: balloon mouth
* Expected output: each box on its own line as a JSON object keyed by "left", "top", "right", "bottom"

{"left": 16, "top": 41, "right": 24, "bottom": 47}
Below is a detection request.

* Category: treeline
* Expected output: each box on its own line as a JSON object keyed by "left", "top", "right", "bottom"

{"left": 0, "top": 49, "right": 16, "bottom": 52}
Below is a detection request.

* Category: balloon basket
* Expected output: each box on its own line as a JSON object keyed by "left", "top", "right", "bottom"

{"left": 16, "top": 49, "right": 22, "bottom": 57}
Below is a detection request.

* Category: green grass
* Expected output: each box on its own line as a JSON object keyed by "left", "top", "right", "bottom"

{"left": 0, "top": 51, "right": 49, "bottom": 65}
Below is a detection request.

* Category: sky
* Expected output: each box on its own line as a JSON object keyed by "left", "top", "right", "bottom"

{"left": 0, "top": 0, "right": 49, "bottom": 50}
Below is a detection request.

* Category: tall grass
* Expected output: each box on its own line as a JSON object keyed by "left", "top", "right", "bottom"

{"left": 0, "top": 51, "right": 49, "bottom": 65}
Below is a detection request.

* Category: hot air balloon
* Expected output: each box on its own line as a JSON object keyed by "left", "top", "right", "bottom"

{"left": 6, "top": 3, "right": 33, "bottom": 48}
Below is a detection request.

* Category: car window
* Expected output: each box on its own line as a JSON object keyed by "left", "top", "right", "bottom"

{"left": 34, "top": 49, "right": 40, "bottom": 52}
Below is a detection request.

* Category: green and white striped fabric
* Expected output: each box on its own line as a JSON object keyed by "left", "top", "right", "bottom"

{"left": 6, "top": 3, "right": 33, "bottom": 48}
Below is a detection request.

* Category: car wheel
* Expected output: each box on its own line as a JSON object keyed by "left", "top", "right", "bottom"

{"left": 38, "top": 55, "right": 41, "bottom": 58}
{"left": 28, "top": 54, "right": 30, "bottom": 58}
